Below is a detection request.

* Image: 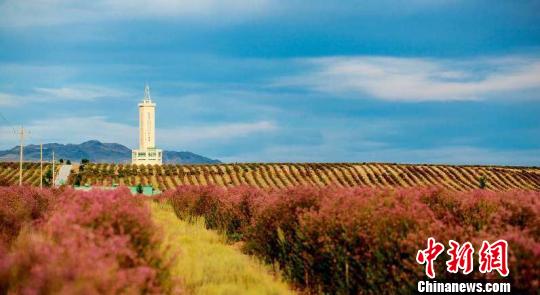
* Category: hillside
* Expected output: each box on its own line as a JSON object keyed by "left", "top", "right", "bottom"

{"left": 0, "top": 140, "right": 220, "bottom": 164}
{"left": 69, "top": 162, "right": 540, "bottom": 191}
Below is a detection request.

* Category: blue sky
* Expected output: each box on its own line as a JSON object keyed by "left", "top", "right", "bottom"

{"left": 0, "top": 0, "right": 539, "bottom": 164}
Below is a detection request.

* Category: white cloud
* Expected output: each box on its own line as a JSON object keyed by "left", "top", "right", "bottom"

{"left": 34, "top": 86, "right": 130, "bottom": 101}
{"left": 159, "top": 121, "right": 277, "bottom": 146}
{"left": 0, "top": 0, "right": 272, "bottom": 27}
{"left": 0, "top": 93, "right": 21, "bottom": 106}
{"left": 0, "top": 85, "right": 131, "bottom": 105}
{"left": 0, "top": 116, "right": 277, "bottom": 150}
{"left": 0, "top": 64, "right": 79, "bottom": 87}
{"left": 278, "top": 55, "right": 540, "bottom": 102}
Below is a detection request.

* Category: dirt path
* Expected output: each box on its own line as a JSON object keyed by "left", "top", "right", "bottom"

{"left": 150, "top": 201, "right": 293, "bottom": 295}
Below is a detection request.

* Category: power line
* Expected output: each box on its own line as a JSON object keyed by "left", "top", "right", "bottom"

{"left": 0, "top": 112, "right": 10, "bottom": 124}
{"left": 0, "top": 112, "right": 17, "bottom": 134}
{"left": 0, "top": 112, "right": 38, "bottom": 143}
{"left": 17, "top": 126, "right": 30, "bottom": 186}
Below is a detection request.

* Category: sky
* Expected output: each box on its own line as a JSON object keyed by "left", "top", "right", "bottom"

{"left": 0, "top": 0, "right": 539, "bottom": 165}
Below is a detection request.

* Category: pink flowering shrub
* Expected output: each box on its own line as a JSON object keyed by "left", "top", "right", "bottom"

{"left": 163, "top": 185, "right": 267, "bottom": 241}
{"left": 0, "top": 186, "right": 58, "bottom": 248}
{"left": 0, "top": 187, "right": 180, "bottom": 294}
{"left": 163, "top": 185, "right": 540, "bottom": 294}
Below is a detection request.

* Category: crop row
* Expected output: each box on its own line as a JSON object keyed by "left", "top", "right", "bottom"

{"left": 0, "top": 162, "right": 55, "bottom": 186}
{"left": 161, "top": 185, "right": 540, "bottom": 294}
{"left": 0, "top": 186, "right": 180, "bottom": 293}
{"left": 72, "top": 163, "right": 540, "bottom": 191}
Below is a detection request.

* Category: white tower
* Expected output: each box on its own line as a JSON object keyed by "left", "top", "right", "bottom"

{"left": 132, "top": 84, "right": 163, "bottom": 165}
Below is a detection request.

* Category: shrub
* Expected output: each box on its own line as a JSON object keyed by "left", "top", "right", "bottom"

{"left": 163, "top": 185, "right": 540, "bottom": 294}
{"left": 478, "top": 175, "right": 487, "bottom": 189}
{"left": 0, "top": 187, "right": 180, "bottom": 294}
{"left": 0, "top": 186, "right": 57, "bottom": 248}
{"left": 43, "top": 168, "right": 53, "bottom": 187}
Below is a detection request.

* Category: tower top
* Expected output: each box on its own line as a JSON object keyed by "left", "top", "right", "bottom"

{"left": 143, "top": 83, "right": 152, "bottom": 102}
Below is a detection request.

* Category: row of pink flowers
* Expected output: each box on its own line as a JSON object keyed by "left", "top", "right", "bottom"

{"left": 0, "top": 186, "right": 180, "bottom": 294}
{"left": 161, "top": 185, "right": 540, "bottom": 294}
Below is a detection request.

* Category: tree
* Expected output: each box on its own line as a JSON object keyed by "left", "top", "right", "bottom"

{"left": 43, "top": 168, "right": 53, "bottom": 187}
{"left": 59, "top": 159, "right": 64, "bottom": 164}
{"left": 478, "top": 175, "right": 487, "bottom": 189}
{"left": 136, "top": 183, "right": 144, "bottom": 194}
{"left": 66, "top": 160, "right": 71, "bottom": 165}
{"left": 73, "top": 174, "right": 82, "bottom": 186}
{"left": 81, "top": 158, "right": 90, "bottom": 164}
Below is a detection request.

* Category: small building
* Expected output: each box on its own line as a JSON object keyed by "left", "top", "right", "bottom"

{"left": 132, "top": 84, "right": 163, "bottom": 165}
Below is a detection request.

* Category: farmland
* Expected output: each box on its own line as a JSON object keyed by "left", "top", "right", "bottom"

{"left": 0, "top": 162, "right": 56, "bottom": 186}
{"left": 161, "top": 185, "right": 540, "bottom": 293}
{"left": 0, "top": 186, "right": 291, "bottom": 294}
{"left": 1, "top": 169, "right": 539, "bottom": 293}
{"left": 70, "top": 162, "right": 540, "bottom": 191}
{"left": 1, "top": 161, "right": 539, "bottom": 293}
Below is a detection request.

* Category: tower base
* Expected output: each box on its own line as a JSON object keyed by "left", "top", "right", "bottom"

{"left": 132, "top": 148, "right": 162, "bottom": 165}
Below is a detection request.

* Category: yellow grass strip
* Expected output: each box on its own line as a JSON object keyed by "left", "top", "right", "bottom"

{"left": 151, "top": 202, "right": 294, "bottom": 295}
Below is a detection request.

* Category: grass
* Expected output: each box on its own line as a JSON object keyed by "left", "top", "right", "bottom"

{"left": 150, "top": 201, "right": 294, "bottom": 295}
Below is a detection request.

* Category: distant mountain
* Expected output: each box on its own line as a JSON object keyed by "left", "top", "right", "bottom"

{"left": 0, "top": 140, "right": 221, "bottom": 164}
{"left": 162, "top": 150, "right": 221, "bottom": 164}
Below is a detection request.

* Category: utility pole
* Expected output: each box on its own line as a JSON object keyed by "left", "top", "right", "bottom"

{"left": 18, "top": 126, "right": 27, "bottom": 186}
{"left": 40, "top": 144, "right": 43, "bottom": 189}
{"left": 52, "top": 151, "right": 55, "bottom": 187}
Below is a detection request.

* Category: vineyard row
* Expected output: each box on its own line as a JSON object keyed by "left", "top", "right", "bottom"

{"left": 69, "top": 163, "right": 540, "bottom": 191}
{"left": 0, "top": 163, "right": 55, "bottom": 186}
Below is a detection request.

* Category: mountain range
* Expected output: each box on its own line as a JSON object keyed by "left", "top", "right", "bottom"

{"left": 0, "top": 140, "right": 221, "bottom": 164}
